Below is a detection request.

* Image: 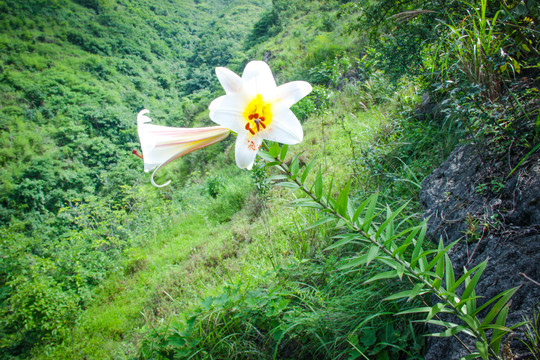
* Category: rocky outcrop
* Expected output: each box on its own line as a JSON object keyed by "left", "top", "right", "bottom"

{"left": 420, "top": 144, "right": 540, "bottom": 359}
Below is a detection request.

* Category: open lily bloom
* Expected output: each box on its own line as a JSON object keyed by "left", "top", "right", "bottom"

{"left": 209, "top": 61, "right": 312, "bottom": 170}
{"left": 137, "top": 109, "right": 230, "bottom": 187}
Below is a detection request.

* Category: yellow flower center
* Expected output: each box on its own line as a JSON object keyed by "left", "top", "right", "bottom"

{"left": 242, "top": 94, "right": 272, "bottom": 136}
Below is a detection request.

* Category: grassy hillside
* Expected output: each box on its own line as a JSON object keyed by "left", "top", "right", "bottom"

{"left": 1, "top": 0, "right": 538, "bottom": 359}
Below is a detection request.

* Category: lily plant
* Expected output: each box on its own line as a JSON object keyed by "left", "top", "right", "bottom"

{"left": 136, "top": 61, "right": 312, "bottom": 186}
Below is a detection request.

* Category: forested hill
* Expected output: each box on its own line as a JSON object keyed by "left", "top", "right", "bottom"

{"left": 0, "top": 0, "right": 266, "bottom": 224}
{"left": 1, "top": 0, "right": 539, "bottom": 359}
{"left": 0, "top": 0, "right": 268, "bottom": 357}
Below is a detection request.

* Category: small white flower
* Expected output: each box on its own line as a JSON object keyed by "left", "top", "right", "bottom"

{"left": 209, "top": 61, "right": 312, "bottom": 170}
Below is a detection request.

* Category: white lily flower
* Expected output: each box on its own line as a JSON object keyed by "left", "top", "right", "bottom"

{"left": 137, "top": 109, "right": 230, "bottom": 187}
{"left": 209, "top": 61, "right": 312, "bottom": 170}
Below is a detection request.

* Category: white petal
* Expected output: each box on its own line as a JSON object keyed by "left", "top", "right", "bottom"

{"left": 216, "top": 67, "right": 242, "bottom": 95}
{"left": 263, "top": 105, "right": 303, "bottom": 144}
{"left": 235, "top": 133, "right": 263, "bottom": 170}
{"left": 241, "top": 61, "right": 277, "bottom": 98}
{"left": 137, "top": 110, "right": 230, "bottom": 172}
{"left": 209, "top": 93, "right": 249, "bottom": 133}
{"left": 276, "top": 81, "right": 312, "bottom": 108}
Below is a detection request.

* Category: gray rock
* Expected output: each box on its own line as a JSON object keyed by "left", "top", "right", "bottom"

{"left": 420, "top": 144, "right": 540, "bottom": 360}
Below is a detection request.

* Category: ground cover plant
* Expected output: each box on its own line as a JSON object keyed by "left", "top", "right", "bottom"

{"left": 1, "top": 0, "right": 538, "bottom": 359}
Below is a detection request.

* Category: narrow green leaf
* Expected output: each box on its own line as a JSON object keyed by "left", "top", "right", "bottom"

{"left": 410, "top": 223, "right": 427, "bottom": 269}
{"left": 303, "top": 216, "right": 336, "bottom": 231}
{"left": 325, "top": 234, "right": 363, "bottom": 251}
{"left": 375, "top": 201, "right": 409, "bottom": 241}
{"left": 314, "top": 171, "right": 323, "bottom": 200}
{"left": 362, "top": 193, "right": 379, "bottom": 232}
{"left": 408, "top": 283, "right": 424, "bottom": 301}
{"left": 300, "top": 157, "right": 316, "bottom": 183}
{"left": 276, "top": 182, "right": 299, "bottom": 190}
{"left": 366, "top": 245, "right": 379, "bottom": 266}
{"left": 475, "top": 341, "right": 489, "bottom": 360}
{"left": 336, "top": 181, "right": 351, "bottom": 217}
{"left": 287, "top": 198, "right": 323, "bottom": 209}
{"left": 266, "top": 175, "right": 289, "bottom": 181}
{"left": 352, "top": 197, "right": 371, "bottom": 225}
{"left": 461, "top": 353, "right": 481, "bottom": 360}
{"left": 427, "top": 303, "right": 446, "bottom": 321}
{"left": 279, "top": 144, "right": 288, "bottom": 161}
{"left": 444, "top": 254, "right": 455, "bottom": 292}
{"left": 480, "top": 287, "right": 517, "bottom": 327}
{"left": 427, "top": 324, "right": 471, "bottom": 338}
{"left": 447, "top": 262, "right": 484, "bottom": 294}
{"left": 363, "top": 270, "right": 398, "bottom": 284}
{"left": 340, "top": 254, "right": 368, "bottom": 269}
{"left": 472, "top": 287, "right": 518, "bottom": 319}
{"left": 395, "top": 306, "right": 431, "bottom": 316}
{"left": 290, "top": 155, "right": 300, "bottom": 180}
{"left": 461, "top": 260, "right": 488, "bottom": 302}
{"left": 384, "top": 289, "right": 414, "bottom": 301}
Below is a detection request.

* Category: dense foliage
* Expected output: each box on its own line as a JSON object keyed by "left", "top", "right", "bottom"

{"left": 1, "top": 0, "right": 538, "bottom": 359}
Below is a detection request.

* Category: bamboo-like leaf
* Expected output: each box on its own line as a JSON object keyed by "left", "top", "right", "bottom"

{"left": 340, "top": 254, "right": 368, "bottom": 269}
{"left": 461, "top": 260, "right": 488, "bottom": 302}
{"left": 314, "top": 171, "right": 323, "bottom": 200}
{"left": 276, "top": 181, "right": 299, "bottom": 190}
{"left": 362, "top": 193, "right": 379, "bottom": 232}
{"left": 445, "top": 254, "right": 455, "bottom": 292}
{"left": 472, "top": 287, "right": 518, "bottom": 319}
{"left": 427, "top": 303, "right": 447, "bottom": 321}
{"left": 303, "top": 216, "right": 336, "bottom": 231}
{"left": 300, "top": 157, "right": 316, "bottom": 183}
{"left": 408, "top": 283, "right": 424, "bottom": 301}
{"left": 384, "top": 289, "right": 414, "bottom": 301}
{"left": 363, "top": 270, "right": 398, "bottom": 284}
{"left": 287, "top": 198, "right": 323, "bottom": 209}
{"left": 475, "top": 341, "right": 489, "bottom": 360}
{"left": 461, "top": 353, "right": 481, "bottom": 360}
{"left": 427, "top": 323, "right": 472, "bottom": 337}
{"left": 279, "top": 144, "right": 288, "bottom": 161}
{"left": 396, "top": 306, "right": 432, "bottom": 316}
{"left": 375, "top": 201, "right": 409, "bottom": 241}
{"left": 433, "top": 239, "right": 445, "bottom": 290}
{"left": 480, "top": 287, "right": 518, "bottom": 326}
{"left": 366, "top": 245, "right": 379, "bottom": 266}
{"left": 326, "top": 176, "right": 334, "bottom": 202}
{"left": 336, "top": 181, "right": 351, "bottom": 217}
{"left": 266, "top": 175, "right": 289, "bottom": 181}
{"left": 448, "top": 261, "right": 488, "bottom": 294}
{"left": 352, "top": 196, "right": 372, "bottom": 225}
{"left": 410, "top": 223, "right": 427, "bottom": 269}
{"left": 325, "top": 233, "right": 363, "bottom": 251}
{"left": 290, "top": 155, "right": 300, "bottom": 180}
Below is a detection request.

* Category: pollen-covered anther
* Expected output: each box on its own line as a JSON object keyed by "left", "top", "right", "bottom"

{"left": 245, "top": 122, "right": 255, "bottom": 135}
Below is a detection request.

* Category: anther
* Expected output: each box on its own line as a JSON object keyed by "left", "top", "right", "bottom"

{"left": 245, "top": 122, "right": 255, "bottom": 135}
{"left": 132, "top": 149, "right": 144, "bottom": 159}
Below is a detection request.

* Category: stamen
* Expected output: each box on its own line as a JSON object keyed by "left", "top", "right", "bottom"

{"left": 132, "top": 149, "right": 144, "bottom": 159}
{"left": 245, "top": 122, "right": 255, "bottom": 135}
{"left": 248, "top": 114, "right": 255, "bottom": 120}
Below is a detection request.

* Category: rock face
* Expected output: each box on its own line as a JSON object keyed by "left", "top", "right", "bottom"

{"left": 419, "top": 144, "right": 540, "bottom": 360}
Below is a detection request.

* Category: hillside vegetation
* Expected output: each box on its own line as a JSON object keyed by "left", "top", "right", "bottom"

{"left": 1, "top": 0, "right": 538, "bottom": 359}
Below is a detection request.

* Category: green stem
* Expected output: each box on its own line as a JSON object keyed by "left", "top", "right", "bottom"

{"left": 270, "top": 154, "right": 502, "bottom": 360}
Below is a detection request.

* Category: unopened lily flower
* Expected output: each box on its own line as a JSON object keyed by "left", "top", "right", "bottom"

{"left": 209, "top": 60, "right": 312, "bottom": 170}
{"left": 137, "top": 109, "right": 230, "bottom": 187}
